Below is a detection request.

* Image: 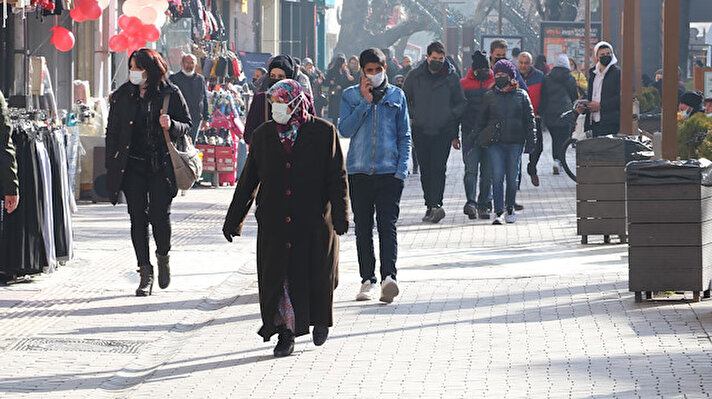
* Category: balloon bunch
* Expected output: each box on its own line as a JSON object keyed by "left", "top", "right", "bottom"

{"left": 50, "top": 0, "right": 110, "bottom": 52}
{"left": 69, "top": 0, "right": 110, "bottom": 22}
{"left": 109, "top": 0, "right": 169, "bottom": 54}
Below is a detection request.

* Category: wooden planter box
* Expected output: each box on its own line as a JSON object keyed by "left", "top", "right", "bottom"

{"left": 626, "top": 161, "right": 712, "bottom": 302}
{"left": 576, "top": 138, "right": 651, "bottom": 244}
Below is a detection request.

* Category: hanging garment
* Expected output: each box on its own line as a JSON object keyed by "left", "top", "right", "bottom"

{"left": 47, "top": 128, "right": 73, "bottom": 261}
{"left": 34, "top": 136, "right": 57, "bottom": 271}
{"left": 1, "top": 123, "right": 46, "bottom": 277}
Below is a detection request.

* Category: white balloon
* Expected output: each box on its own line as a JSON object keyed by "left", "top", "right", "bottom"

{"left": 152, "top": 0, "right": 169, "bottom": 13}
{"left": 121, "top": 0, "right": 142, "bottom": 16}
{"left": 153, "top": 10, "right": 166, "bottom": 27}
{"left": 97, "top": 0, "right": 110, "bottom": 10}
{"left": 137, "top": 6, "right": 158, "bottom": 24}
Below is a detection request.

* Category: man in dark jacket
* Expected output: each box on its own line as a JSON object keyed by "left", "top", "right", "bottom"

{"left": 679, "top": 90, "right": 704, "bottom": 119}
{"left": 403, "top": 41, "right": 467, "bottom": 223}
{"left": 540, "top": 54, "right": 578, "bottom": 174}
{"left": 169, "top": 54, "right": 210, "bottom": 142}
{"left": 459, "top": 50, "right": 494, "bottom": 220}
{"left": 578, "top": 41, "right": 621, "bottom": 137}
{"left": 0, "top": 91, "right": 19, "bottom": 214}
{"left": 399, "top": 56, "right": 413, "bottom": 78}
{"left": 517, "top": 51, "right": 545, "bottom": 185}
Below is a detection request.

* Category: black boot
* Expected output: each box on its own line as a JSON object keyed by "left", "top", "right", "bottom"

{"left": 156, "top": 252, "right": 170, "bottom": 289}
{"left": 136, "top": 264, "right": 154, "bottom": 297}
{"left": 273, "top": 326, "right": 295, "bottom": 357}
{"left": 312, "top": 326, "right": 329, "bottom": 346}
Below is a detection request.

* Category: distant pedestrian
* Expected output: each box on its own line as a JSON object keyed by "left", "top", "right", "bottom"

{"left": 302, "top": 58, "right": 326, "bottom": 116}
{"left": 459, "top": 50, "right": 494, "bottom": 220}
{"left": 326, "top": 55, "right": 353, "bottom": 123}
{"left": 679, "top": 91, "right": 704, "bottom": 119}
{"left": 249, "top": 67, "right": 267, "bottom": 92}
{"left": 511, "top": 47, "right": 521, "bottom": 62}
{"left": 540, "top": 54, "right": 578, "bottom": 174}
{"left": 474, "top": 60, "right": 536, "bottom": 225}
{"left": 106, "top": 48, "right": 193, "bottom": 296}
{"left": 577, "top": 41, "right": 621, "bottom": 137}
{"left": 348, "top": 55, "right": 362, "bottom": 82}
{"left": 169, "top": 54, "right": 210, "bottom": 142}
{"left": 534, "top": 54, "right": 551, "bottom": 75}
{"left": 382, "top": 48, "right": 401, "bottom": 81}
{"left": 517, "top": 51, "right": 544, "bottom": 186}
{"left": 339, "top": 48, "right": 411, "bottom": 304}
{"left": 489, "top": 39, "right": 528, "bottom": 91}
{"left": 0, "top": 90, "right": 19, "bottom": 215}
{"left": 568, "top": 57, "right": 587, "bottom": 99}
{"left": 399, "top": 56, "right": 413, "bottom": 77}
{"left": 403, "top": 41, "right": 466, "bottom": 223}
{"left": 223, "top": 79, "right": 349, "bottom": 357}
{"left": 394, "top": 74, "right": 405, "bottom": 88}
{"left": 705, "top": 97, "right": 712, "bottom": 117}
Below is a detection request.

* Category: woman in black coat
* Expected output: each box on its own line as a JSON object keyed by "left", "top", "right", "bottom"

{"left": 325, "top": 55, "right": 353, "bottom": 123}
{"left": 105, "top": 48, "right": 192, "bottom": 297}
{"left": 539, "top": 54, "right": 578, "bottom": 170}
{"left": 223, "top": 79, "right": 349, "bottom": 358}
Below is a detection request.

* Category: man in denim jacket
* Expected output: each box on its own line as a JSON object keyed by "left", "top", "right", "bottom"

{"left": 339, "top": 48, "right": 411, "bottom": 304}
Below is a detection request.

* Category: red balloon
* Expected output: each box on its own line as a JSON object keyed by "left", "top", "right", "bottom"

{"left": 142, "top": 24, "right": 160, "bottom": 42}
{"left": 125, "top": 16, "right": 142, "bottom": 35}
{"left": 118, "top": 14, "right": 130, "bottom": 30}
{"left": 129, "top": 34, "right": 146, "bottom": 49}
{"left": 70, "top": 7, "right": 86, "bottom": 22}
{"left": 50, "top": 26, "right": 75, "bottom": 52}
{"left": 109, "top": 34, "right": 128, "bottom": 52}
{"left": 80, "top": 0, "right": 102, "bottom": 20}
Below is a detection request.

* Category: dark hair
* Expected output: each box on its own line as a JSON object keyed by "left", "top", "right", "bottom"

{"left": 329, "top": 55, "right": 346, "bottom": 71}
{"left": 595, "top": 44, "right": 611, "bottom": 56}
{"left": 534, "top": 54, "right": 548, "bottom": 70}
{"left": 381, "top": 48, "right": 391, "bottom": 58}
{"left": 427, "top": 41, "right": 446, "bottom": 55}
{"left": 256, "top": 67, "right": 267, "bottom": 75}
{"left": 359, "top": 48, "right": 386, "bottom": 69}
{"left": 490, "top": 39, "right": 508, "bottom": 53}
{"left": 129, "top": 48, "right": 168, "bottom": 98}
{"left": 511, "top": 47, "right": 521, "bottom": 57}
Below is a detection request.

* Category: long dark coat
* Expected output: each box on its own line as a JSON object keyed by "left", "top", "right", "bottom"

{"left": 223, "top": 116, "right": 349, "bottom": 341}
{"left": 105, "top": 81, "right": 192, "bottom": 205}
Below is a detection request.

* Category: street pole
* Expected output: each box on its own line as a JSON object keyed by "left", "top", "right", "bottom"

{"left": 634, "top": 0, "right": 642, "bottom": 94}
{"left": 585, "top": 0, "right": 591, "bottom": 76}
{"left": 662, "top": 0, "right": 680, "bottom": 160}
{"left": 620, "top": 0, "right": 635, "bottom": 135}
{"left": 442, "top": 3, "right": 447, "bottom": 51}
{"left": 601, "top": 0, "right": 611, "bottom": 42}
{"left": 498, "top": 0, "right": 502, "bottom": 35}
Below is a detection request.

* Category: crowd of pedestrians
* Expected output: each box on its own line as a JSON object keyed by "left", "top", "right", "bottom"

{"left": 94, "top": 38, "right": 650, "bottom": 358}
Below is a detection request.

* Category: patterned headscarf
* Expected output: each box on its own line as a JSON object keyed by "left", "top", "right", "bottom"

{"left": 267, "top": 79, "right": 311, "bottom": 148}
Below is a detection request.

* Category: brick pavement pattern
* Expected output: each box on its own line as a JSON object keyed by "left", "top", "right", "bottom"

{"left": 1, "top": 136, "right": 712, "bottom": 398}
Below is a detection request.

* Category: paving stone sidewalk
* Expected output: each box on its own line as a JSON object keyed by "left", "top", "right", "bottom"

{"left": 1, "top": 136, "right": 712, "bottom": 398}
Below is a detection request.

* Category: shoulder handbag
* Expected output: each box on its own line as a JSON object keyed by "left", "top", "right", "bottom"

{"left": 477, "top": 120, "right": 502, "bottom": 148}
{"left": 161, "top": 94, "right": 203, "bottom": 190}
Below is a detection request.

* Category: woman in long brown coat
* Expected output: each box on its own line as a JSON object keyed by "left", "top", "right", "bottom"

{"left": 223, "top": 79, "right": 349, "bottom": 357}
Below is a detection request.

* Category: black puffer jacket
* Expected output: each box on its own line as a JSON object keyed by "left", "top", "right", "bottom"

{"left": 472, "top": 88, "right": 536, "bottom": 147}
{"left": 105, "top": 81, "right": 192, "bottom": 205}
{"left": 585, "top": 64, "right": 621, "bottom": 133}
{"left": 403, "top": 58, "right": 466, "bottom": 139}
{"left": 540, "top": 66, "right": 578, "bottom": 129}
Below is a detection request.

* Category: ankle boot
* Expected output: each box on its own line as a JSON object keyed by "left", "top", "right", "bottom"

{"left": 136, "top": 264, "right": 154, "bottom": 297}
{"left": 273, "top": 326, "right": 295, "bottom": 357}
{"left": 156, "top": 251, "right": 170, "bottom": 289}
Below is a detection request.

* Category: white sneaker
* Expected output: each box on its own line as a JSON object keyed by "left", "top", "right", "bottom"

{"left": 505, "top": 210, "right": 517, "bottom": 223}
{"left": 356, "top": 281, "right": 377, "bottom": 301}
{"left": 492, "top": 213, "right": 505, "bottom": 225}
{"left": 379, "top": 276, "right": 399, "bottom": 303}
{"left": 553, "top": 161, "right": 561, "bottom": 175}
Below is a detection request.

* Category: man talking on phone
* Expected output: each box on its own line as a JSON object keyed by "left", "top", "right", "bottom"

{"left": 339, "top": 48, "right": 411, "bottom": 304}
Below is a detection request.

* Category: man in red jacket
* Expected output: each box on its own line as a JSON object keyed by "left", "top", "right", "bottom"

{"left": 518, "top": 51, "right": 545, "bottom": 185}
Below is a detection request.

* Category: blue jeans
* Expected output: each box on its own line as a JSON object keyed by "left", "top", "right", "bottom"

{"left": 462, "top": 145, "right": 492, "bottom": 209}
{"left": 349, "top": 174, "right": 404, "bottom": 283}
{"left": 487, "top": 143, "right": 523, "bottom": 214}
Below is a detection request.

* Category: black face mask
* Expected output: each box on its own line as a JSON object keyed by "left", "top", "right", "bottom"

{"left": 476, "top": 69, "right": 490, "bottom": 80}
{"left": 495, "top": 76, "right": 511, "bottom": 89}
{"left": 429, "top": 60, "right": 444, "bottom": 72}
{"left": 599, "top": 55, "right": 613, "bottom": 66}
{"left": 269, "top": 78, "right": 281, "bottom": 87}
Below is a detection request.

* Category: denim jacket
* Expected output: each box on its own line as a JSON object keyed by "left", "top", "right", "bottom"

{"left": 338, "top": 84, "right": 411, "bottom": 180}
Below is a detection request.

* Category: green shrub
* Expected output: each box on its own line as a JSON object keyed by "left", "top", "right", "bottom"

{"left": 679, "top": 113, "right": 712, "bottom": 159}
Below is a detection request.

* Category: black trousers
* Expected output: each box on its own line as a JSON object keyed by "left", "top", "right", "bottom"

{"left": 527, "top": 118, "right": 544, "bottom": 176}
{"left": 548, "top": 125, "right": 572, "bottom": 162}
{"left": 412, "top": 131, "right": 452, "bottom": 208}
{"left": 349, "top": 174, "right": 404, "bottom": 283}
{"left": 122, "top": 158, "right": 173, "bottom": 267}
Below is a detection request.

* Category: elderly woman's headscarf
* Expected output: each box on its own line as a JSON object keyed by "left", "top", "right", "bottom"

{"left": 268, "top": 55, "right": 297, "bottom": 80}
{"left": 554, "top": 54, "right": 571, "bottom": 70}
{"left": 267, "top": 79, "right": 313, "bottom": 149}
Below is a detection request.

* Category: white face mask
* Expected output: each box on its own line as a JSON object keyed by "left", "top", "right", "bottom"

{"left": 366, "top": 71, "right": 385, "bottom": 88}
{"left": 707, "top": 113, "right": 712, "bottom": 118}
{"left": 129, "top": 70, "right": 146, "bottom": 86}
{"left": 681, "top": 108, "right": 691, "bottom": 119}
{"left": 182, "top": 68, "right": 195, "bottom": 77}
{"left": 271, "top": 96, "right": 302, "bottom": 125}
